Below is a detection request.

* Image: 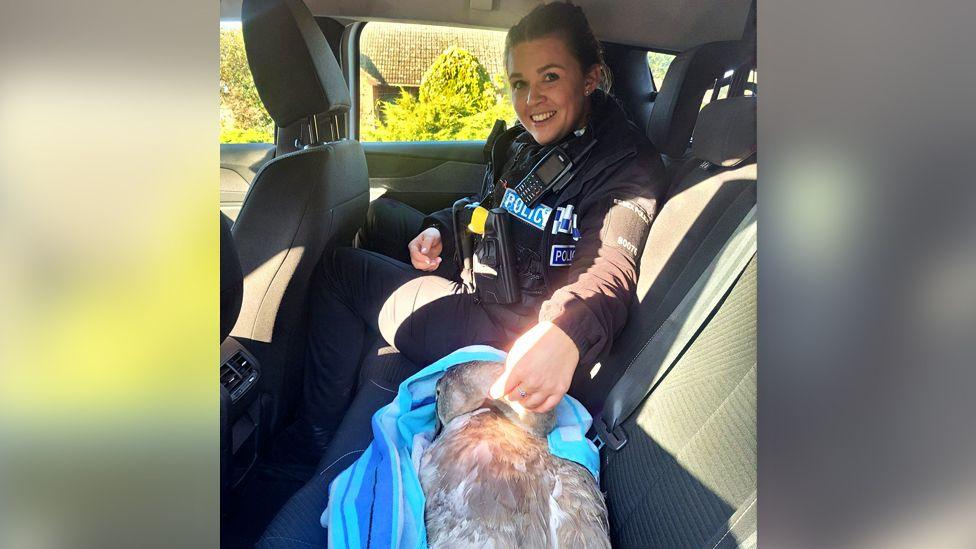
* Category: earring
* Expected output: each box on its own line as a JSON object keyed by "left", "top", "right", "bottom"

{"left": 585, "top": 89, "right": 591, "bottom": 96}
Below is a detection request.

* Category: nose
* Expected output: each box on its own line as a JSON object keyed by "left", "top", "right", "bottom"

{"left": 525, "top": 82, "right": 545, "bottom": 105}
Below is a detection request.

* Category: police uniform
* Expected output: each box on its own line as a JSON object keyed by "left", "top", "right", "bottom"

{"left": 304, "top": 90, "right": 665, "bottom": 445}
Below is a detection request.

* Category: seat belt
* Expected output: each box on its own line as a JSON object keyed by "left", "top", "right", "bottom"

{"left": 592, "top": 202, "right": 757, "bottom": 451}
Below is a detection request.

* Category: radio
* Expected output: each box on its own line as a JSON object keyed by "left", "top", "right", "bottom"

{"left": 452, "top": 199, "right": 520, "bottom": 305}
{"left": 513, "top": 146, "right": 573, "bottom": 208}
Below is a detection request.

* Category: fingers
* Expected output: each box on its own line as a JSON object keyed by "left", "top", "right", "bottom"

{"left": 530, "top": 394, "right": 563, "bottom": 414}
{"left": 407, "top": 230, "right": 443, "bottom": 271}
{"left": 417, "top": 232, "right": 430, "bottom": 254}
{"left": 418, "top": 229, "right": 441, "bottom": 254}
{"left": 521, "top": 391, "right": 547, "bottom": 410}
{"left": 410, "top": 251, "right": 441, "bottom": 271}
{"left": 408, "top": 245, "right": 430, "bottom": 270}
{"left": 489, "top": 374, "right": 510, "bottom": 400}
{"left": 489, "top": 364, "right": 518, "bottom": 399}
{"left": 408, "top": 237, "right": 441, "bottom": 271}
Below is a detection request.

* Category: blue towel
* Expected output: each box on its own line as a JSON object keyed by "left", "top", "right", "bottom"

{"left": 324, "top": 345, "right": 600, "bottom": 548}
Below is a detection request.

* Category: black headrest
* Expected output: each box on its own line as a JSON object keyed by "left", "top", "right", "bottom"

{"left": 648, "top": 41, "right": 748, "bottom": 157}
{"left": 692, "top": 96, "right": 757, "bottom": 168}
{"left": 221, "top": 213, "right": 243, "bottom": 343}
{"left": 242, "top": 0, "right": 350, "bottom": 128}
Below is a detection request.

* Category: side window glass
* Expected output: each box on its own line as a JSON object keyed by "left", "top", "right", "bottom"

{"left": 745, "top": 69, "right": 758, "bottom": 96}
{"left": 701, "top": 70, "right": 735, "bottom": 110}
{"left": 220, "top": 21, "right": 274, "bottom": 144}
{"left": 646, "top": 51, "right": 676, "bottom": 91}
{"left": 358, "top": 22, "right": 516, "bottom": 142}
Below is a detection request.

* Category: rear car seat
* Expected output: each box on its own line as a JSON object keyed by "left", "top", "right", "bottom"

{"left": 257, "top": 46, "right": 755, "bottom": 549}
{"left": 600, "top": 95, "right": 757, "bottom": 548}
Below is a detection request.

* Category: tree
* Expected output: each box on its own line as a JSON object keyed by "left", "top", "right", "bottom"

{"left": 647, "top": 52, "right": 675, "bottom": 90}
{"left": 365, "top": 46, "right": 515, "bottom": 142}
{"left": 220, "top": 27, "right": 274, "bottom": 143}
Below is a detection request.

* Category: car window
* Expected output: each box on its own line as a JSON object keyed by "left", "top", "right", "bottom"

{"left": 646, "top": 51, "right": 675, "bottom": 91}
{"left": 220, "top": 21, "right": 274, "bottom": 144}
{"left": 745, "top": 68, "right": 758, "bottom": 96}
{"left": 700, "top": 69, "right": 735, "bottom": 110}
{"left": 700, "top": 65, "right": 757, "bottom": 110}
{"left": 358, "top": 22, "right": 516, "bottom": 142}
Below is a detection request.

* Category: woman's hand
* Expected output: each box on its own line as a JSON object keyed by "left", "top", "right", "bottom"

{"left": 407, "top": 227, "right": 443, "bottom": 271}
{"left": 489, "top": 321, "right": 580, "bottom": 413}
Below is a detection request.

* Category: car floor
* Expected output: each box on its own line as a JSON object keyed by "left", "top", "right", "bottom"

{"left": 222, "top": 420, "right": 320, "bottom": 549}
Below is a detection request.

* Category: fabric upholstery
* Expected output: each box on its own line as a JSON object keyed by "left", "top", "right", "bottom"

{"left": 580, "top": 159, "right": 756, "bottom": 414}
{"left": 604, "top": 258, "right": 757, "bottom": 548}
{"left": 692, "top": 96, "right": 757, "bottom": 168}
{"left": 231, "top": 139, "right": 369, "bottom": 436}
{"left": 220, "top": 212, "right": 243, "bottom": 343}
{"left": 603, "top": 42, "right": 656, "bottom": 134}
{"left": 647, "top": 41, "right": 747, "bottom": 157}
{"left": 596, "top": 89, "right": 757, "bottom": 547}
{"left": 242, "top": 0, "right": 351, "bottom": 127}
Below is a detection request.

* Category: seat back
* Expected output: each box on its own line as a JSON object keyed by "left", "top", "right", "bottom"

{"left": 645, "top": 40, "right": 749, "bottom": 183}
{"left": 221, "top": 212, "right": 243, "bottom": 343}
{"left": 595, "top": 96, "right": 757, "bottom": 547}
{"left": 230, "top": 0, "right": 369, "bottom": 435}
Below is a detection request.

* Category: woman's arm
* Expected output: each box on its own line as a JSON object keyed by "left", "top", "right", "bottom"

{"left": 539, "top": 188, "right": 656, "bottom": 365}
{"left": 492, "top": 152, "right": 663, "bottom": 412}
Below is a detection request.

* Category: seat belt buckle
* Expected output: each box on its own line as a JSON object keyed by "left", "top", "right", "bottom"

{"left": 592, "top": 416, "right": 628, "bottom": 451}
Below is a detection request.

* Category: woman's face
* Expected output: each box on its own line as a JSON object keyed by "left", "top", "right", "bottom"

{"left": 507, "top": 35, "right": 601, "bottom": 145}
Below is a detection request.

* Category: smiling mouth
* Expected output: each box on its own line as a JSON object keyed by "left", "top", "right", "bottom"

{"left": 530, "top": 111, "right": 556, "bottom": 123}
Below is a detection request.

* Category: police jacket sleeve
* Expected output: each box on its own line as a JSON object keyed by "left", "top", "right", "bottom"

{"left": 538, "top": 158, "right": 660, "bottom": 367}
{"left": 421, "top": 203, "right": 463, "bottom": 268}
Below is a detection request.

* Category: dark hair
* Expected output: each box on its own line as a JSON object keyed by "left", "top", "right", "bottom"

{"left": 504, "top": 1, "right": 612, "bottom": 91}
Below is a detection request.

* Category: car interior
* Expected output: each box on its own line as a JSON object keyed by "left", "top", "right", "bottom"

{"left": 219, "top": 0, "right": 757, "bottom": 547}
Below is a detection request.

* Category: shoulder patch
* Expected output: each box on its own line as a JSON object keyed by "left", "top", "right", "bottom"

{"left": 602, "top": 197, "right": 652, "bottom": 259}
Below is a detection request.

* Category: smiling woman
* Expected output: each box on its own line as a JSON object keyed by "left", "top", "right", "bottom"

{"left": 301, "top": 0, "right": 666, "bottom": 452}
{"left": 506, "top": 35, "right": 601, "bottom": 145}
{"left": 504, "top": 2, "right": 609, "bottom": 145}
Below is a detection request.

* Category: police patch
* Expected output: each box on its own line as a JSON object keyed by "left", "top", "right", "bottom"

{"left": 501, "top": 188, "right": 552, "bottom": 230}
{"left": 602, "top": 196, "right": 652, "bottom": 259}
{"left": 550, "top": 245, "right": 576, "bottom": 266}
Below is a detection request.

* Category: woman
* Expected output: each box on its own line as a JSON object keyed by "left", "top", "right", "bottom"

{"left": 303, "top": 1, "right": 666, "bottom": 449}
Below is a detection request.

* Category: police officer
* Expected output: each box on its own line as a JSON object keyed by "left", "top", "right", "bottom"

{"left": 303, "top": 2, "right": 666, "bottom": 449}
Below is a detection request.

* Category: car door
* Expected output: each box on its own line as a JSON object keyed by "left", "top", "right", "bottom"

{"left": 362, "top": 141, "right": 486, "bottom": 213}
{"left": 220, "top": 143, "right": 274, "bottom": 220}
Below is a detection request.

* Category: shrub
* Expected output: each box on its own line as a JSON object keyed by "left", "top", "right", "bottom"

{"left": 365, "top": 47, "right": 515, "bottom": 142}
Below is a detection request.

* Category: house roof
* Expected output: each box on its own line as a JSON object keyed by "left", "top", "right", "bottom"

{"left": 360, "top": 22, "right": 508, "bottom": 87}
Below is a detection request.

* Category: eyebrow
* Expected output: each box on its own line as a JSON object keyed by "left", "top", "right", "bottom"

{"left": 536, "top": 63, "right": 565, "bottom": 73}
{"left": 508, "top": 64, "right": 567, "bottom": 79}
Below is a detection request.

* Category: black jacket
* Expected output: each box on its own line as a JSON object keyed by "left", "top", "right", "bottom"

{"left": 425, "top": 91, "right": 666, "bottom": 366}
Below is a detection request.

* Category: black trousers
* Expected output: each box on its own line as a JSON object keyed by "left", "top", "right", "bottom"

{"left": 302, "top": 198, "right": 517, "bottom": 447}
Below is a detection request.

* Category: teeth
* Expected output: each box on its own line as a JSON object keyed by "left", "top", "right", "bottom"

{"left": 531, "top": 111, "right": 555, "bottom": 122}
